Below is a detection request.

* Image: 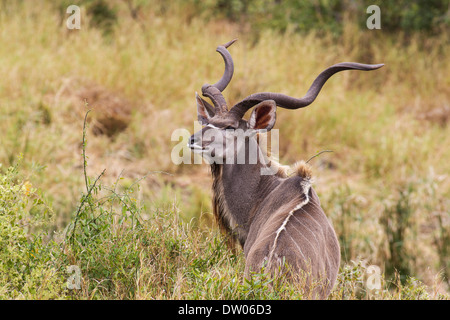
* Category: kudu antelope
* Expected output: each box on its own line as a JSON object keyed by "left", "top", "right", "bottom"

{"left": 188, "top": 39, "right": 383, "bottom": 298}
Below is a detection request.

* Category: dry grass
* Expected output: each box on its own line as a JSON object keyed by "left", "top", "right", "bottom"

{"left": 0, "top": 1, "right": 449, "bottom": 298}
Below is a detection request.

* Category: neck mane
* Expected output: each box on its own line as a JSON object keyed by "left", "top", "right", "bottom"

{"left": 210, "top": 163, "right": 242, "bottom": 248}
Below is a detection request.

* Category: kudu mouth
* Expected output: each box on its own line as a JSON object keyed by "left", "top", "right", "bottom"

{"left": 188, "top": 134, "right": 205, "bottom": 152}
{"left": 188, "top": 143, "right": 204, "bottom": 152}
{"left": 188, "top": 125, "right": 217, "bottom": 152}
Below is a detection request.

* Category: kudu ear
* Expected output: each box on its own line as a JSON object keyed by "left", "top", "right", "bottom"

{"left": 248, "top": 100, "right": 277, "bottom": 131}
{"left": 196, "top": 92, "right": 215, "bottom": 125}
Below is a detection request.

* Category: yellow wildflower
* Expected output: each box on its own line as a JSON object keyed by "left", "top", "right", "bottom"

{"left": 22, "top": 181, "right": 32, "bottom": 196}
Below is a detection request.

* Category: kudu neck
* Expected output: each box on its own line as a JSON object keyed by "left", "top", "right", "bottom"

{"left": 210, "top": 158, "right": 278, "bottom": 246}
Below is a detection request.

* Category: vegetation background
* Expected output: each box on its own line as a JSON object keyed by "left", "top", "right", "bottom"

{"left": 0, "top": 0, "right": 448, "bottom": 299}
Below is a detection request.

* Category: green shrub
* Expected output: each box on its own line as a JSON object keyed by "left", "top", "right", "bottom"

{"left": 187, "top": 0, "right": 448, "bottom": 35}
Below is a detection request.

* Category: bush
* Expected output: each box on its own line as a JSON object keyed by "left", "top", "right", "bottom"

{"left": 187, "top": 0, "right": 449, "bottom": 35}
{"left": 0, "top": 158, "right": 64, "bottom": 299}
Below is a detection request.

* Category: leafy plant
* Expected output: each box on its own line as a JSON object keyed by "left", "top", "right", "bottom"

{"left": 0, "top": 157, "right": 63, "bottom": 299}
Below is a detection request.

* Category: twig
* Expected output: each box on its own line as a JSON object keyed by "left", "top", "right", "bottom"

{"left": 68, "top": 168, "right": 106, "bottom": 245}
{"left": 67, "top": 109, "right": 106, "bottom": 246}
{"left": 82, "top": 108, "right": 91, "bottom": 193}
{"left": 306, "top": 150, "right": 333, "bottom": 164}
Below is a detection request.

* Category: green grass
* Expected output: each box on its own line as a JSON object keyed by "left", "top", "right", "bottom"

{"left": 1, "top": 153, "right": 447, "bottom": 299}
{"left": 0, "top": 1, "right": 449, "bottom": 299}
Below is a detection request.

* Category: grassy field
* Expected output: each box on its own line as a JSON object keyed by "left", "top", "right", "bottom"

{"left": 0, "top": 1, "right": 449, "bottom": 299}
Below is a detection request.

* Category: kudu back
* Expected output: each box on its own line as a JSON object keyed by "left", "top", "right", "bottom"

{"left": 188, "top": 39, "right": 383, "bottom": 299}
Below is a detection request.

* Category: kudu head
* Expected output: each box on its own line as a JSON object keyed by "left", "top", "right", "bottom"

{"left": 189, "top": 39, "right": 384, "bottom": 164}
